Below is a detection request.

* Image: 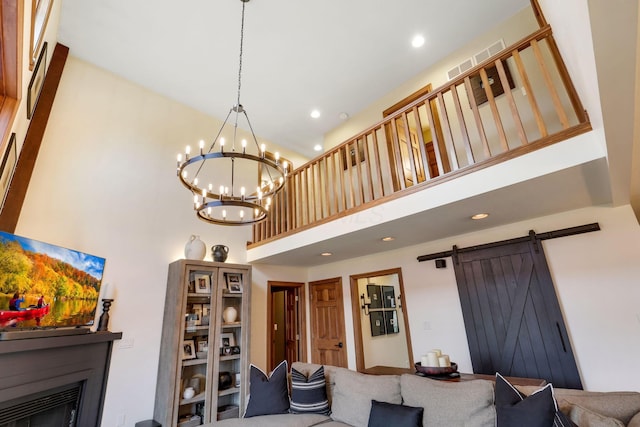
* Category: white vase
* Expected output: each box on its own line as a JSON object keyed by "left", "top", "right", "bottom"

{"left": 184, "top": 235, "right": 206, "bottom": 260}
{"left": 223, "top": 306, "right": 238, "bottom": 323}
{"left": 183, "top": 386, "right": 195, "bottom": 399}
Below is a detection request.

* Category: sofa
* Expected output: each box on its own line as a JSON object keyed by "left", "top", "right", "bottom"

{"left": 206, "top": 362, "right": 640, "bottom": 427}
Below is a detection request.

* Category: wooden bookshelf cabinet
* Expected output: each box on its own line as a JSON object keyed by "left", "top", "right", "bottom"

{"left": 153, "top": 260, "right": 251, "bottom": 426}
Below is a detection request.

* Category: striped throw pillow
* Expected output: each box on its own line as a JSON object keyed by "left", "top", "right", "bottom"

{"left": 290, "top": 366, "right": 330, "bottom": 415}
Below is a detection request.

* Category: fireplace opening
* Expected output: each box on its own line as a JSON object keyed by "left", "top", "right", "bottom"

{"left": 0, "top": 382, "right": 82, "bottom": 426}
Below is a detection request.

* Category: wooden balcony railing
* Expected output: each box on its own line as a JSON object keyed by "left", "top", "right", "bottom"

{"left": 250, "top": 24, "right": 592, "bottom": 247}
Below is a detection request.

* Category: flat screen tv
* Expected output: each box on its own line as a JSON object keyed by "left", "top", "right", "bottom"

{"left": 0, "top": 231, "right": 106, "bottom": 337}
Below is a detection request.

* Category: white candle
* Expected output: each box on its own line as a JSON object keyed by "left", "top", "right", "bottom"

{"left": 426, "top": 351, "right": 439, "bottom": 367}
{"left": 431, "top": 348, "right": 442, "bottom": 357}
{"left": 421, "top": 355, "right": 429, "bottom": 366}
{"left": 102, "top": 282, "right": 115, "bottom": 300}
{"left": 438, "top": 355, "right": 451, "bottom": 367}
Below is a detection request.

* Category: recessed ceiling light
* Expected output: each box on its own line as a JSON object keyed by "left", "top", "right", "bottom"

{"left": 310, "top": 109, "right": 321, "bottom": 119}
{"left": 313, "top": 144, "right": 323, "bottom": 152}
{"left": 471, "top": 213, "right": 489, "bottom": 220}
{"left": 411, "top": 35, "right": 425, "bottom": 48}
{"left": 381, "top": 236, "right": 395, "bottom": 242}
{"left": 338, "top": 112, "right": 349, "bottom": 120}
{"left": 320, "top": 252, "right": 332, "bottom": 256}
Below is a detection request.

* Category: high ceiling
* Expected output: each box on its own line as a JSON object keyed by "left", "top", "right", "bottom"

{"left": 57, "top": 0, "right": 530, "bottom": 159}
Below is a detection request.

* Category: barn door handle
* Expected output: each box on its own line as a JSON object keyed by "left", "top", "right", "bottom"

{"left": 335, "top": 342, "right": 343, "bottom": 348}
{"left": 556, "top": 322, "right": 567, "bottom": 352}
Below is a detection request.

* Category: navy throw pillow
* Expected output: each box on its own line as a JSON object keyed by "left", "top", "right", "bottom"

{"left": 367, "top": 400, "right": 423, "bottom": 427}
{"left": 243, "top": 360, "right": 290, "bottom": 418}
{"left": 495, "top": 373, "right": 577, "bottom": 427}
{"left": 290, "top": 366, "right": 330, "bottom": 415}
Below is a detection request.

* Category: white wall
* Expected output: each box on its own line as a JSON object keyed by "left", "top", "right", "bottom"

{"left": 308, "top": 204, "right": 640, "bottom": 392}
{"left": 13, "top": 56, "right": 305, "bottom": 426}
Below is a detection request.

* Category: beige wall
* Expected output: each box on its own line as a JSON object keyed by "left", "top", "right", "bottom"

{"left": 14, "top": 56, "right": 306, "bottom": 426}
{"left": 307, "top": 204, "right": 640, "bottom": 392}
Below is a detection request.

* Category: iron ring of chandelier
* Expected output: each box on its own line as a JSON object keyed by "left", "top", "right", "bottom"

{"left": 177, "top": 148, "right": 287, "bottom": 226}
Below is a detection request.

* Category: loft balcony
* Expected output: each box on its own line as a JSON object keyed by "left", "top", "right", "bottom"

{"left": 247, "top": 16, "right": 612, "bottom": 265}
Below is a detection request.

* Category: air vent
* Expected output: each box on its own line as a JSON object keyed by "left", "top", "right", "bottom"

{"left": 473, "top": 39, "right": 506, "bottom": 65}
{"left": 446, "top": 58, "right": 474, "bottom": 81}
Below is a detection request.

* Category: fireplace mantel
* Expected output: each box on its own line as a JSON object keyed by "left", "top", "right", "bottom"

{"left": 0, "top": 331, "right": 122, "bottom": 426}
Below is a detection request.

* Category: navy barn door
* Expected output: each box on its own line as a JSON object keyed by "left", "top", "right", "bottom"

{"left": 453, "top": 238, "right": 582, "bottom": 389}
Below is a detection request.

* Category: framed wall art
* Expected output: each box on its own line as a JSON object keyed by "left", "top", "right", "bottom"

{"left": 28, "top": 42, "right": 48, "bottom": 119}
{"left": 0, "top": 133, "right": 18, "bottom": 212}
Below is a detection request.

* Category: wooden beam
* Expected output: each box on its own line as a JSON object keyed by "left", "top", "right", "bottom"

{"left": 0, "top": 43, "right": 69, "bottom": 232}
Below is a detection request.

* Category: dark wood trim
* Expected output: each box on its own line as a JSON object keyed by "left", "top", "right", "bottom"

{"left": 0, "top": 42, "right": 68, "bottom": 232}
{"left": 416, "top": 223, "right": 600, "bottom": 262}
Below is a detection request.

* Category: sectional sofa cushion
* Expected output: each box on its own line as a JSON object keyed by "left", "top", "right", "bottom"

{"left": 244, "top": 360, "right": 290, "bottom": 418}
{"left": 400, "top": 374, "right": 495, "bottom": 427}
{"left": 518, "top": 385, "right": 640, "bottom": 426}
{"left": 330, "top": 368, "right": 402, "bottom": 427}
{"left": 367, "top": 400, "right": 423, "bottom": 427}
{"left": 290, "top": 365, "right": 330, "bottom": 415}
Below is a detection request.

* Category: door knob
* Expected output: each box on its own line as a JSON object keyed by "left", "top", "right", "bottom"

{"left": 335, "top": 342, "right": 343, "bottom": 348}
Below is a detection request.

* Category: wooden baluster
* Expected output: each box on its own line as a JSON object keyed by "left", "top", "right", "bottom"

{"left": 354, "top": 138, "right": 365, "bottom": 206}
{"left": 436, "top": 92, "right": 460, "bottom": 170}
{"left": 513, "top": 49, "right": 547, "bottom": 138}
{"left": 413, "top": 104, "right": 432, "bottom": 181}
{"left": 425, "top": 98, "right": 447, "bottom": 176}
{"left": 389, "top": 119, "right": 407, "bottom": 189}
{"left": 479, "top": 68, "right": 509, "bottom": 152}
{"left": 401, "top": 112, "right": 419, "bottom": 186}
{"left": 463, "top": 76, "right": 491, "bottom": 159}
{"left": 531, "top": 38, "right": 569, "bottom": 129}
{"left": 450, "top": 84, "right": 475, "bottom": 166}
{"left": 371, "top": 129, "right": 385, "bottom": 198}
{"left": 345, "top": 144, "right": 356, "bottom": 209}
{"left": 495, "top": 59, "right": 528, "bottom": 146}
{"left": 363, "top": 133, "right": 375, "bottom": 201}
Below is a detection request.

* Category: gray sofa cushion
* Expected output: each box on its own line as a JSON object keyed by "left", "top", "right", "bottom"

{"left": 330, "top": 368, "right": 402, "bottom": 427}
{"left": 400, "top": 374, "right": 496, "bottom": 427}
{"left": 518, "top": 386, "right": 640, "bottom": 425}
{"left": 211, "top": 413, "right": 331, "bottom": 427}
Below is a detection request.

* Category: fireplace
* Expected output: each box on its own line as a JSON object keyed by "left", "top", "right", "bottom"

{"left": 0, "top": 332, "right": 121, "bottom": 427}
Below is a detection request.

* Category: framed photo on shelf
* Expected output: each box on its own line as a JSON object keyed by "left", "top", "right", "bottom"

{"left": 197, "top": 339, "right": 208, "bottom": 353}
{"left": 220, "top": 332, "right": 236, "bottom": 348}
{"left": 182, "top": 340, "right": 196, "bottom": 360}
{"left": 224, "top": 272, "right": 243, "bottom": 293}
{"left": 191, "top": 303, "right": 203, "bottom": 325}
{"left": 28, "top": 42, "right": 48, "bottom": 119}
{"left": 194, "top": 273, "right": 211, "bottom": 294}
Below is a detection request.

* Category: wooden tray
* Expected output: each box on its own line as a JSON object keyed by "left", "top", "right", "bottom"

{"left": 414, "top": 361, "right": 458, "bottom": 376}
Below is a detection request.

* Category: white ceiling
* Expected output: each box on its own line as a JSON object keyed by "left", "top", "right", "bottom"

{"left": 57, "top": 0, "right": 530, "bottom": 159}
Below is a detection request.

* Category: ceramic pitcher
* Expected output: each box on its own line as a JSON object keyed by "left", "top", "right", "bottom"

{"left": 212, "top": 245, "right": 229, "bottom": 262}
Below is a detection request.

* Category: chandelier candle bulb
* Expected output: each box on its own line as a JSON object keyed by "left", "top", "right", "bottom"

{"left": 199, "top": 139, "right": 204, "bottom": 155}
{"left": 241, "top": 187, "right": 245, "bottom": 200}
{"left": 242, "top": 139, "right": 247, "bottom": 153}
{"left": 222, "top": 210, "right": 226, "bottom": 220}
{"left": 240, "top": 210, "right": 244, "bottom": 219}
{"left": 260, "top": 144, "right": 265, "bottom": 157}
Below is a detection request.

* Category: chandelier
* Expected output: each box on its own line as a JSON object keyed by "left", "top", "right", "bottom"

{"left": 176, "top": 0, "right": 289, "bottom": 226}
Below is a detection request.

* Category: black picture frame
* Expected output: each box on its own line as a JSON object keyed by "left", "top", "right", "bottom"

{"left": 0, "top": 133, "right": 18, "bottom": 212}
{"left": 370, "top": 311, "right": 386, "bottom": 336}
{"left": 28, "top": 42, "right": 48, "bottom": 119}
{"left": 367, "top": 284, "right": 382, "bottom": 309}
{"left": 382, "top": 286, "right": 396, "bottom": 308}
{"left": 384, "top": 310, "right": 399, "bottom": 334}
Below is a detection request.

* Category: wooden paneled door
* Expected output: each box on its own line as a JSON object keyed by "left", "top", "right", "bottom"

{"left": 453, "top": 238, "right": 583, "bottom": 389}
{"left": 309, "top": 277, "right": 348, "bottom": 367}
